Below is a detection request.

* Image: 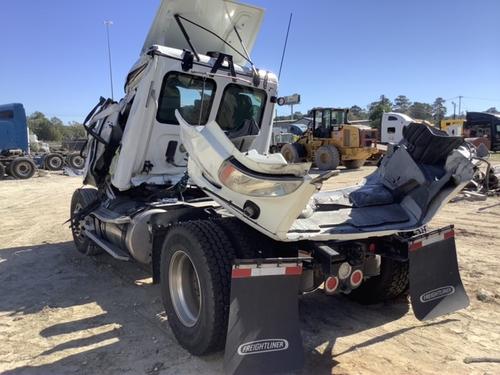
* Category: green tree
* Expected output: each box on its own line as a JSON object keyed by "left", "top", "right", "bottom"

{"left": 349, "top": 105, "right": 368, "bottom": 120}
{"left": 63, "top": 122, "right": 86, "bottom": 140}
{"left": 393, "top": 95, "right": 412, "bottom": 114}
{"left": 408, "top": 102, "right": 433, "bottom": 122}
{"left": 369, "top": 95, "right": 392, "bottom": 129}
{"left": 28, "top": 112, "right": 62, "bottom": 142}
{"left": 432, "top": 97, "right": 447, "bottom": 123}
{"left": 485, "top": 107, "right": 499, "bottom": 114}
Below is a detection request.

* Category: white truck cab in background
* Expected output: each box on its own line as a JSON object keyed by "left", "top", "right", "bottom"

{"left": 380, "top": 112, "right": 415, "bottom": 144}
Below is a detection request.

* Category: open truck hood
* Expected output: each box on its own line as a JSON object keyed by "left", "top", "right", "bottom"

{"left": 179, "top": 113, "right": 475, "bottom": 242}
{"left": 142, "top": 0, "right": 264, "bottom": 66}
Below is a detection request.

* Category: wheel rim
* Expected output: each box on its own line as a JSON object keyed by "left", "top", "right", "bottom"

{"left": 16, "top": 162, "right": 33, "bottom": 177}
{"left": 72, "top": 202, "right": 86, "bottom": 243}
{"left": 169, "top": 250, "right": 202, "bottom": 327}
{"left": 48, "top": 157, "right": 62, "bottom": 169}
{"left": 72, "top": 156, "right": 84, "bottom": 168}
{"left": 320, "top": 153, "right": 329, "bottom": 164}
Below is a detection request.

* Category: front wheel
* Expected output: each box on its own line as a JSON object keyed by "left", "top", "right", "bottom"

{"left": 315, "top": 145, "right": 340, "bottom": 170}
{"left": 70, "top": 187, "right": 102, "bottom": 256}
{"left": 281, "top": 143, "right": 305, "bottom": 163}
{"left": 8, "top": 157, "right": 36, "bottom": 179}
{"left": 161, "top": 220, "right": 235, "bottom": 355}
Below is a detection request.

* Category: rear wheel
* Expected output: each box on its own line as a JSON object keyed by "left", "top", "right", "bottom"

{"left": 347, "top": 257, "right": 409, "bottom": 304}
{"left": 281, "top": 143, "right": 305, "bottom": 163}
{"left": 45, "top": 153, "right": 64, "bottom": 170}
{"left": 343, "top": 159, "right": 366, "bottom": 169}
{"left": 70, "top": 187, "right": 102, "bottom": 256}
{"left": 8, "top": 157, "right": 36, "bottom": 179}
{"left": 161, "top": 220, "right": 235, "bottom": 355}
{"left": 68, "top": 153, "right": 85, "bottom": 169}
{"left": 315, "top": 145, "right": 340, "bottom": 170}
{"left": 0, "top": 164, "right": 5, "bottom": 180}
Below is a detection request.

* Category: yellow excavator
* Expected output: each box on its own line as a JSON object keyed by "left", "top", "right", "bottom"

{"left": 281, "top": 107, "right": 378, "bottom": 170}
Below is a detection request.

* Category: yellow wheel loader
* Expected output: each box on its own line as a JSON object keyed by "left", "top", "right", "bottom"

{"left": 281, "top": 107, "right": 378, "bottom": 170}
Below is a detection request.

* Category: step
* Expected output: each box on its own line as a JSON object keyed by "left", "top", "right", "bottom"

{"left": 92, "top": 207, "right": 131, "bottom": 224}
{"left": 85, "top": 230, "right": 130, "bottom": 261}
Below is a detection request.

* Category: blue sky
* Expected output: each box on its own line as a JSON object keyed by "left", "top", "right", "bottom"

{"left": 1, "top": 0, "right": 499, "bottom": 123}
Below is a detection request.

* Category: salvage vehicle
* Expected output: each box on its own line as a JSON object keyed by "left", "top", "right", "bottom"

{"left": 70, "top": 1, "right": 475, "bottom": 374}
{"left": 281, "top": 107, "right": 379, "bottom": 170}
{"left": 0, "top": 103, "right": 85, "bottom": 180}
{"left": 0, "top": 103, "right": 37, "bottom": 179}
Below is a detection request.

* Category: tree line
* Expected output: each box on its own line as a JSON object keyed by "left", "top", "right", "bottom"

{"left": 276, "top": 95, "right": 499, "bottom": 129}
{"left": 27, "top": 112, "right": 86, "bottom": 142}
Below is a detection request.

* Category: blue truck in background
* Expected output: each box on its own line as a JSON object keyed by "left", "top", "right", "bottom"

{"left": 0, "top": 103, "right": 86, "bottom": 179}
{"left": 0, "top": 103, "right": 37, "bottom": 179}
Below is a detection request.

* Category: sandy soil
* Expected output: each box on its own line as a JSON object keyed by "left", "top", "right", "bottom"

{"left": 0, "top": 168, "right": 499, "bottom": 375}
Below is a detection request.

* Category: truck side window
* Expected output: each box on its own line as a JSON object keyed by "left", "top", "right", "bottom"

{"left": 387, "top": 127, "right": 396, "bottom": 134}
{"left": 388, "top": 116, "right": 398, "bottom": 121}
{"left": 216, "top": 84, "right": 266, "bottom": 133}
{"left": 156, "top": 72, "right": 216, "bottom": 125}
{"left": 0, "top": 110, "right": 14, "bottom": 120}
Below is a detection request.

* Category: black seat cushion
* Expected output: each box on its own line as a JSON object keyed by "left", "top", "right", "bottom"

{"left": 403, "top": 123, "right": 464, "bottom": 165}
{"left": 349, "top": 184, "right": 394, "bottom": 208}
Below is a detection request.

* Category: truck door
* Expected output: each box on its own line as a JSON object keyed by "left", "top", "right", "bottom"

{"left": 0, "top": 109, "right": 14, "bottom": 151}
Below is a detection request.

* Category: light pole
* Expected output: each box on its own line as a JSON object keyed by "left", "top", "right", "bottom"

{"left": 104, "top": 20, "right": 114, "bottom": 100}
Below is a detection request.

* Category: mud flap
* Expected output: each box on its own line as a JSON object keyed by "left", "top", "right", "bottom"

{"left": 408, "top": 225, "right": 469, "bottom": 321}
{"left": 223, "top": 260, "right": 304, "bottom": 375}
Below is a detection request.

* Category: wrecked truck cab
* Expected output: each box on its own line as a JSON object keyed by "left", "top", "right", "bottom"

{"left": 179, "top": 111, "right": 475, "bottom": 241}
{"left": 72, "top": 1, "right": 477, "bottom": 374}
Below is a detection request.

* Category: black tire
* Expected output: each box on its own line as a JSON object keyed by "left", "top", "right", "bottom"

{"left": 45, "top": 153, "right": 64, "bottom": 170}
{"left": 8, "top": 157, "right": 36, "bottom": 179}
{"left": 347, "top": 257, "right": 409, "bottom": 304}
{"left": 68, "top": 153, "right": 85, "bottom": 169}
{"left": 343, "top": 159, "right": 366, "bottom": 169}
{"left": 0, "top": 164, "right": 5, "bottom": 180}
{"left": 281, "top": 143, "right": 305, "bottom": 163}
{"left": 161, "top": 220, "right": 235, "bottom": 355}
{"left": 70, "top": 187, "right": 102, "bottom": 256}
{"left": 315, "top": 145, "right": 340, "bottom": 170}
{"left": 214, "top": 217, "right": 271, "bottom": 258}
{"left": 215, "top": 217, "right": 298, "bottom": 259}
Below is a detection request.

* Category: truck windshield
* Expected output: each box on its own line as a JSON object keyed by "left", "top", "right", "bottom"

{"left": 216, "top": 84, "right": 266, "bottom": 136}
{"left": 156, "top": 72, "right": 216, "bottom": 125}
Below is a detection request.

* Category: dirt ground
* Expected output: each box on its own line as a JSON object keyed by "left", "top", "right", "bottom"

{"left": 1, "top": 167, "right": 499, "bottom": 375}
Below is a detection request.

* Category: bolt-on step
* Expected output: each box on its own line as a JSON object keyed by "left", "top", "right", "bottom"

{"left": 85, "top": 230, "right": 130, "bottom": 261}
{"left": 91, "top": 207, "right": 131, "bottom": 224}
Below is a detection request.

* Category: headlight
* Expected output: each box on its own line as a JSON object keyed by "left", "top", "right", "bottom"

{"left": 218, "top": 159, "right": 303, "bottom": 197}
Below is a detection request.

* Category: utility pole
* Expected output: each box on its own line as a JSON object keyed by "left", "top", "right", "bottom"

{"left": 451, "top": 101, "right": 456, "bottom": 119}
{"left": 104, "top": 20, "right": 114, "bottom": 100}
{"left": 458, "top": 95, "right": 463, "bottom": 117}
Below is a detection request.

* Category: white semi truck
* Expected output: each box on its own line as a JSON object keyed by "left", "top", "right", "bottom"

{"left": 70, "top": 1, "right": 475, "bottom": 374}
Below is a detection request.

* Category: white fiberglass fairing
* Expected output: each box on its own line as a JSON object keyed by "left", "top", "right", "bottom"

{"left": 177, "top": 111, "right": 318, "bottom": 239}
{"left": 180, "top": 114, "right": 476, "bottom": 242}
